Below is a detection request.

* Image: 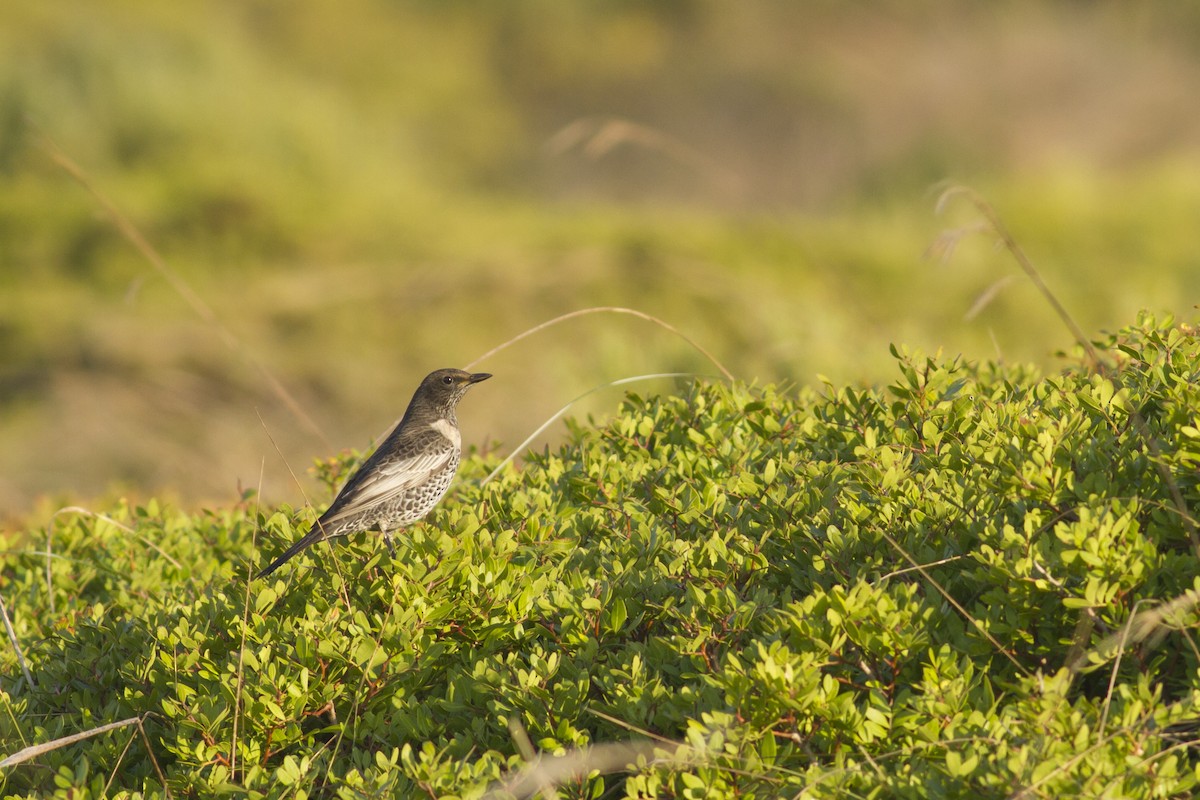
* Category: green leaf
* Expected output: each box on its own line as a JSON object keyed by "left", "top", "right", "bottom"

{"left": 607, "top": 597, "right": 628, "bottom": 633}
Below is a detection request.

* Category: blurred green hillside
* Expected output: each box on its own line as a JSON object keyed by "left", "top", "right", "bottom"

{"left": 2, "top": 1, "right": 1200, "bottom": 515}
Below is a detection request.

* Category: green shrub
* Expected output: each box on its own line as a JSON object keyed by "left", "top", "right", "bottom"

{"left": 2, "top": 312, "right": 1199, "bottom": 797}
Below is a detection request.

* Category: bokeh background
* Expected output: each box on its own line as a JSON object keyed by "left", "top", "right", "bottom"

{"left": 3, "top": 1, "right": 1200, "bottom": 519}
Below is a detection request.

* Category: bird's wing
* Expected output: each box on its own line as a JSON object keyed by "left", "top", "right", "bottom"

{"left": 318, "top": 429, "right": 456, "bottom": 527}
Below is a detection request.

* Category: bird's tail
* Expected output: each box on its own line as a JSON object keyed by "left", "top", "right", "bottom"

{"left": 255, "top": 522, "right": 331, "bottom": 580}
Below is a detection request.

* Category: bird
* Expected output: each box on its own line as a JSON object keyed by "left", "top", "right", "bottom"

{"left": 256, "top": 368, "right": 491, "bottom": 579}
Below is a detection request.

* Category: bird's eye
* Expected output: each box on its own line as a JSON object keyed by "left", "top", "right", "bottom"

{"left": 442, "top": 375, "right": 454, "bottom": 385}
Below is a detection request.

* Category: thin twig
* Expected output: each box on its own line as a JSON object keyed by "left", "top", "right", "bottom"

{"left": 877, "top": 528, "right": 1030, "bottom": 677}
{"left": 102, "top": 726, "right": 139, "bottom": 797}
{"left": 136, "top": 716, "right": 173, "bottom": 799}
{"left": 875, "top": 555, "right": 965, "bottom": 582}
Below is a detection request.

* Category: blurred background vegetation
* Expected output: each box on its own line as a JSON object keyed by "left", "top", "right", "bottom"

{"left": 2, "top": 1, "right": 1199, "bottom": 518}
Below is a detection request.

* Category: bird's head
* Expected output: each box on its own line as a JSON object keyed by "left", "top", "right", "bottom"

{"left": 414, "top": 368, "right": 491, "bottom": 417}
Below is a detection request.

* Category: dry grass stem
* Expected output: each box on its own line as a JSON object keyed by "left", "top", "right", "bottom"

{"left": 1098, "top": 600, "right": 1153, "bottom": 737}
{"left": 935, "top": 184, "right": 1099, "bottom": 368}
{"left": 480, "top": 373, "right": 705, "bottom": 486}
{"left": 465, "top": 307, "right": 734, "bottom": 383}
{"left": 483, "top": 740, "right": 671, "bottom": 800}
{"left": 231, "top": 458, "right": 267, "bottom": 779}
{"left": 0, "top": 592, "right": 34, "bottom": 690}
{"left": 321, "top": 572, "right": 407, "bottom": 795}
{"left": 32, "top": 127, "right": 328, "bottom": 449}
{"left": 877, "top": 528, "right": 1030, "bottom": 678}
{"left": 548, "top": 116, "right": 744, "bottom": 197}
{"left": 506, "top": 717, "right": 561, "bottom": 800}
{"left": 936, "top": 185, "right": 1200, "bottom": 675}
{"left": 0, "top": 716, "right": 140, "bottom": 768}
{"left": 50, "top": 506, "right": 183, "bottom": 573}
{"left": 102, "top": 725, "right": 139, "bottom": 796}
{"left": 137, "top": 717, "right": 173, "bottom": 799}
{"left": 875, "top": 555, "right": 965, "bottom": 583}
{"left": 255, "top": 408, "right": 312, "bottom": 513}
{"left": 1070, "top": 585, "right": 1200, "bottom": 673}
{"left": 963, "top": 276, "right": 1016, "bottom": 321}
{"left": 1007, "top": 710, "right": 1156, "bottom": 800}
{"left": 42, "top": 505, "right": 182, "bottom": 620}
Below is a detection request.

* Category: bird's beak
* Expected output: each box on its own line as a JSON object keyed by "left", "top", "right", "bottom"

{"left": 467, "top": 372, "right": 492, "bottom": 384}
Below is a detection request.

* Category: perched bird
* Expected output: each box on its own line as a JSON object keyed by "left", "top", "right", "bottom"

{"left": 256, "top": 368, "right": 491, "bottom": 579}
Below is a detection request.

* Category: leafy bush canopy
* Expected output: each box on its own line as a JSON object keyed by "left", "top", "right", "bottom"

{"left": 2, "top": 312, "right": 1200, "bottom": 798}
